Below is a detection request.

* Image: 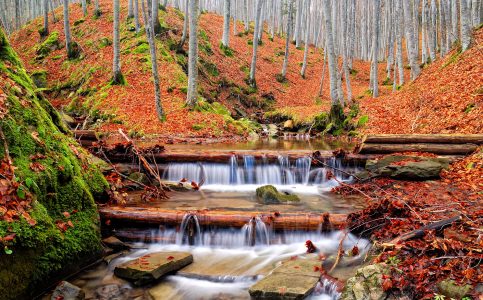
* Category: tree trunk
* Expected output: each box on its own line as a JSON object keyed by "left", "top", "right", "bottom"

{"left": 249, "top": 0, "right": 264, "bottom": 86}
{"left": 395, "top": 0, "right": 404, "bottom": 85}
{"left": 134, "top": 0, "right": 140, "bottom": 33}
{"left": 358, "top": 143, "right": 479, "bottom": 155}
{"left": 370, "top": 0, "right": 380, "bottom": 97}
{"left": 179, "top": 0, "right": 189, "bottom": 48}
{"left": 186, "top": 0, "right": 199, "bottom": 106}
{"left": 222, "top": 0, "right": 231, "bottom": 47}
{"left": 460, "top": 0, "right": 472, "bottom": 51}
{"left": 402, "top": 0, "right": 421, "bottom": 80}
{"left": 244, "top": 0, "right": 249, "bottom": 32}
{"left": 322, "top": 0, "right": 340, "bottom": 106}
{"left": 300, "top": 0, "right": 311, "bottom": 78}
{"left": 282, "top": 0, "right": 294, "bottom": 79}
{"left": 152, "top": 0, "right": 161, "bottom": 34}
{"left": 112, "top": 0, "right": 124, "bottom": 84}
{"left": 363, "top": 134, "right": 483, "bottom": 144}
{"left": 42, "top": 0, "right": 49, "bottom": 36}
{"left": 141, "top": 0, "right": 165, "bottom": 121}
{"left": 82, "top": 0, "right": 87, "bottom": 17}
{"left": 128, "top": 0, "right": 134, "bottom": 18}
{"left": 62, "top": 0, "right": 73, "bottom": 57}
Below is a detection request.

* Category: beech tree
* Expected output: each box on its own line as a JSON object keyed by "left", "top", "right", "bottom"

{"left": 187, "top": 0, "right": 200, "bottom": 106}
{"left": 152, "top": 0, "right": 162, "bottom": 34}
{"left": 300, "top": 0, "right": 311, "bottom": 78}
{"left": 221, "top": 0, "right": 230, "bottom": 47}
{"left": 111, "top": 0, "right": 124, "bottom": 84}
{"left": 249, "top": 0, "right": 263, "bottom": 86}
{"left": 62, "top": 0, "right": 79, "bottom": 59}
{"left": 141, "top": 0, "right": 165, "bottom": 121}
{"left": 42, "top": 0, "right": 49, "bottom": 37}
{"left": 281, "top": 0, "right": 294, "bottom": 80}
{"left": 179, "top": 0, "right": 189, "bottom": 48}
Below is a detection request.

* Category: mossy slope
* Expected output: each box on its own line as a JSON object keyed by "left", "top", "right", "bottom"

{"left": 0, "top": 29, "right": 108, "bottom": 299}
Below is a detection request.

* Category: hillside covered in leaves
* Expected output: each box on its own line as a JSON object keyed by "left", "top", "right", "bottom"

{"left": 9, "top": 0, "right": 482, "bottom": 141}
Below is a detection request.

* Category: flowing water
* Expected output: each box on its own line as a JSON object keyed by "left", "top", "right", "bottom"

{"left": 56, "top": 141, "right": 368, "bottom": 300}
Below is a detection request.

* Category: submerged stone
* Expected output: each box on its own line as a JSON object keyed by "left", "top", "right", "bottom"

{"left": 256, "top": 185, "right": 300, "bottom": 204}
{"left": 51, "top": 281, "right": 85, "bottom": 300}
{"left": 249, "top": 255, "right": 323, "bottom": 300}
{"left": 114, "top": 252, "right": 193, "bottom": 286}
{"left": 102, "top": 236, "right": 130, "bottom": 251}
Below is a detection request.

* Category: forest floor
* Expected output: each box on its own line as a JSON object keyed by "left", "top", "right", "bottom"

{"left": 10, "top": 0, "right": 482, "bottom": 143}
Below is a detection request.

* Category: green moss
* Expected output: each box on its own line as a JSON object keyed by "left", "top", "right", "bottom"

{"left": 256, "top": 185, "right": 300, "bottom": 204}
{"left": 134, "top": 41, "right": 149, "bottom": 54}
{"left": 31, "top": 69, "right": 48, "bottom": 88}
{"left": 73, "top": 18, "right": 85, "bottom": 26}
{"left": 0, "top": 29, "right": 107, "bottom": 299}
{"left": 219, "top": 43, "right": 234, "bottom": 57}
{"left": 98, "top": 37, "right": 112, "bottom": 48}
{"left": 35, "top": 31, "right": 60, "bottom": 60}
{"left": 200, "top": 59, "right": 219, "bottom": 77}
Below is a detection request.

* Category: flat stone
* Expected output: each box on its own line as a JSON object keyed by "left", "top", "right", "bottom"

{"left": 272, "top": 257, "right": 322, "bottom": 278}
{"left": 114, "top": 252, "right": 193, "bottom": 286}
{"left": 249, "top": 273, "right": 319, "bottom": 300}
{"left": 51, "top": 281, "right": 85, "bottom": 300}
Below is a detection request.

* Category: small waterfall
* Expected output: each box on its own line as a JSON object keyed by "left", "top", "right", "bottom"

{"left": 311, "top": 278, "right": 342, "bottom": 300}
{"left": 242, "top": 217, "right": 270, "bottom": 246}
{"left": 178, "top": 214, "right": 202, "bottom": 246}
{"left": 162, "top": 155, "right": 360, "bottom": 189}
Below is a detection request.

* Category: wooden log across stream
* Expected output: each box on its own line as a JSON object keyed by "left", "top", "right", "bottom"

{"left": 357, "top": 134, "right": 483, "bottom": 155}
{"left": 99, "top": 206, "right": 347, "bottom": 231}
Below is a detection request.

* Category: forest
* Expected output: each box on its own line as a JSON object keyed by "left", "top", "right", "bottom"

{"left": 0, "top": 0, "right": 481, "bottom": 299}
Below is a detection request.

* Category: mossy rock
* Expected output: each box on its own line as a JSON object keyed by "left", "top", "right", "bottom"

{"left": 366, "top": 155, "right": 450, "bottom": 180}
{"left": 256, "top": 185, "right": 300, "bottom": 204}
{"left": 0, "top": 29, "right": 108, "bottom": 299}
{"left": 30, "top": 69, "right": 48, "bottom": 88}
{"left": 35, "top": 31, "right": 61, "bottom": 60}
{"left": 436, "top": 279, "right": 471, "bottom": 299}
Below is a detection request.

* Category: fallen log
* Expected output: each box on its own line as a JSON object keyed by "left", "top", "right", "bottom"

{"left": 387, "top": 215, "right": 461, "bottom": 246}
{"left": 99, "top": 206, "right": 347, "bottom": 231}
{"left": 358, "top": 143, "right": 478, "bottom": 155}
{"left": 363, "top": 134, "right": 483, "bottom": 144}
{"left": 102, "top": 149, "right": 371, "bottom": 164}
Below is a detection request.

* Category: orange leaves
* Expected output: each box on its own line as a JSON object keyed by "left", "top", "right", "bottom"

{"left": 29, "top": 162, "right": 45, "bottom": 172}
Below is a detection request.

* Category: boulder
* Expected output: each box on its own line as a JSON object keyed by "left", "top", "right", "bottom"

{"left": 114, "top": 252, "right": 193, "bottom": 286}
{"left": 340, "top": 264, "right": 388, "bottom": 300}
{"left": 267, "top": 124, "right": 279, "bottom": 137}
{"left": 51, "top": 281, "right": 85, "bottom": 300}
{"left": 256, "top": 185, "right": 300, "bottom": 204}
{"left": 365, "top": 155, "right": 449, "bottom": 180}
{"left": 163, "top": 181, "right": 194, "bottom": 192}
{"left": 249, "top": 255, "right": 323, "bottom": 300}
{"left": 128, "top": 172, "right": 150, "bottom": 185}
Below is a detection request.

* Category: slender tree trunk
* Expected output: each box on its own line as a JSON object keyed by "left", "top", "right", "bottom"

{"left": 322, "top": 0, "right": 340, "bottom": 106}
{"left": 402, "top": 0, "right": 421, "bottom": 80}
{"left": 42, "top": 0, "right": 49, "bottom": 36}
{"left": 112, "top": 0, "right": 124, "bottom": 84}
{"left": 141, "top": 0, "right": 165, "bottom": 121}
{"left": 179, "top": 0, "right": 189, "bottom": 47}
{"left": 82, "top": 0, "right": 87, "bottom": 17}
{"left": 318, "top": 50, "right": 327, "bottom": 96}
{"left": 49, "top": 0, "right": 57, "bottom": 23}
{"left": 395, "top": 0, "right": 404, "bottom": 85}
{"left": 222, "top": 0, "right": 231, "bottom": 46}
{"left": 300, "top": 0, "right": 311, "bottom": 78}
{"left": 134, "top": 0, "right": 140, "bottom": 33}
{"left": 152, "top": 0, "right": 161, "bottom": 34}
{"left": 294, "top": 0, "right": 303, "bottom": 47}
{"left": 244, "top": 0, "right": 249, "bottom": 32}
{"left": 128, "top": 0, "right": 134, "bottom": 18}
{"left": 63, "top": 0, "right": 73, "bottom": 57}
{"left": 249, "top": 0, "right": 263, "bottom": 86}
{"left": 187, "top": 0, "right": 199, "bottom": 106}
{"left": 370, "top": 0, "right": 380, "bottom": 97}
{"left": 282, "top": 0, "right": 294, "bottom": 79}
{"left": 460, "top": 0, "right": 472, "bottom": 51}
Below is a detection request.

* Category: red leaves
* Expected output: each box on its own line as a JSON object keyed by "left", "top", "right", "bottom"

{"left": 382, "top": 278, "right": 393, "bottom": 291}
{"left": 29, "top": 162, "right": 45, "bottom": 172}
{"left": 351, "top": 246, "right": 359, "bottom": 256}
{"left": 167, "top": 256, "right": 175, "bottom": 260}
{"left": 190, "top": 181, "right": 200, "bottom": 190}
{"left": 305, "top": 240, "right": 317, "bottom": 254}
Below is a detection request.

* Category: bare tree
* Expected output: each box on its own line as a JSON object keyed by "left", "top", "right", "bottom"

{"left": 187, "top": 0, "right": 200, "bottom": 106}
{"left": 300, "top": 0, "right": 311, "bottom": 78}
{"left": 460, "top": 0, "right": 472, "bottom": 51}
{"left": 402, "top": 0, "right": 421, "bottom": 80}
{"left": 111, "top": 0, "right": 124, "bottom": 84}
{"left": 42, "top": 0, "right": 49, "bottom": 37}
{"left": 282, "top": 0, "right": 295, "bottom": 80}
{"left": 249, "top": 0, "right": 264, "bottom": 86}
{"left": 141, "top": 0, "right": 165, "bottom": 121}
{"left": 370, "top": 0, "right": 380, "bottom": 97}
{"left": 221, "top": 0, "right": 231, "bottom": 47}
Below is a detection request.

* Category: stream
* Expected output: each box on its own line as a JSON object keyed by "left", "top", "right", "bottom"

{"left": 48, "top": 139, "right": 369, "bottom": 300}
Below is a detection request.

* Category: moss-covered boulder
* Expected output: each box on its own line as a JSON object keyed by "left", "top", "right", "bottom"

{"left": 35, "top": 31, "right": 61, "bottom": 60}
{"left": 256, "top": 185, "right": 300, "bottom": 204}
{"left": 31, "top": 69, "right": 48, "bottom": 88}
{"left": 0, "top": 29, "right": 108, "bottom": 299}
